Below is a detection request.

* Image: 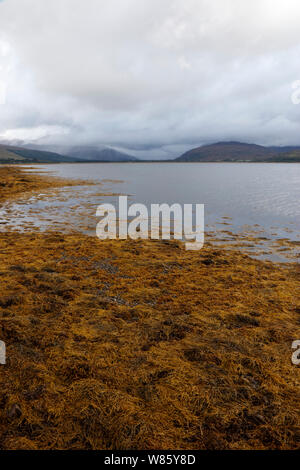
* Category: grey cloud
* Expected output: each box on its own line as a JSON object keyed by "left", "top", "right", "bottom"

{"left": 0, "top": 0, "right": 300, "bottom": 158}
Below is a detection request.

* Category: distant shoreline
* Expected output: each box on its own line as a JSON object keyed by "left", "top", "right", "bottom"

{"left": 5, "top": 160, "right": 300, "bottom": 164}
{"left": 2, "top": 140, "right": 300, "bottom": 164}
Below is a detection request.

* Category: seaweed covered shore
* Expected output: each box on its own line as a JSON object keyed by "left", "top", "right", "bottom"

{"left": 0, "top": 166, "right": 299, "bottom": 450}
{"left": 0, "top": 166, "right": 86, "bottom": 203}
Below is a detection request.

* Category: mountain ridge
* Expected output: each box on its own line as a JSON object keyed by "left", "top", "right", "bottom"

{"left": 1, "top": 140, "right": 300, "bottom": 163}
{"left": 176, "top": 141, "right": 300, "bottom": 162}
{"left": 0, "top": 143, "right": 139, "bottom": 163}
{"left": 64, "top": 146, "right": 138, "bottom": 162}
{"left": 0, "top": 144, "right": 76, "bottom": 163}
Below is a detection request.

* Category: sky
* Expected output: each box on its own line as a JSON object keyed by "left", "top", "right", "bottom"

{"left": 0, "top": 0, "right": 300, "bottom": 159}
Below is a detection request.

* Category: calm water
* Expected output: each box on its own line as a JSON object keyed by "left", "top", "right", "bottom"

{"left": 2, "top": 162, "right": 300, "bottom": 261}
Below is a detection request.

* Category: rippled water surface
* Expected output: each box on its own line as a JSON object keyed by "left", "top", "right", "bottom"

{"left": 1, "top": 162, "right": 300, "bottom": 262}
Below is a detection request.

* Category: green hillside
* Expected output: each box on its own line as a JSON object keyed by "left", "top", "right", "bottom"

{"left": 0, "top": 147, "right": 26, "bottom": 162}
{"left": 0, "top": 144, "right": 76, "bottom": 163}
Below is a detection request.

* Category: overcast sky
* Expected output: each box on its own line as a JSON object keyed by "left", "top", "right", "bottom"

{"left": 0, "top": 0, "right": 300, "bottom": 159}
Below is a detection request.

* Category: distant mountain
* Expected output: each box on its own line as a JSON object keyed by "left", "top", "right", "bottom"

{"left": 0, "top": 142, "right": 138, "bottom": 163}
{"left": 1, "top": 140, "right": 299, "bottom": 164}
{"left": 176, "top": 141, "right": 300, "bottom": 162}
{"left": 0, "top": 144, "right": 75, "bottom": 163}
{"left": 176, "top": 141, "right": 276, "bottom": 162}
{"left": 65, "top": 146, "right": 139, "bottom": 162}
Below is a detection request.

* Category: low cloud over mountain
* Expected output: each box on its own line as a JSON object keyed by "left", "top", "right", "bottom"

{"left": 1, "top": 1, "right": 300, "bottom": 158}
